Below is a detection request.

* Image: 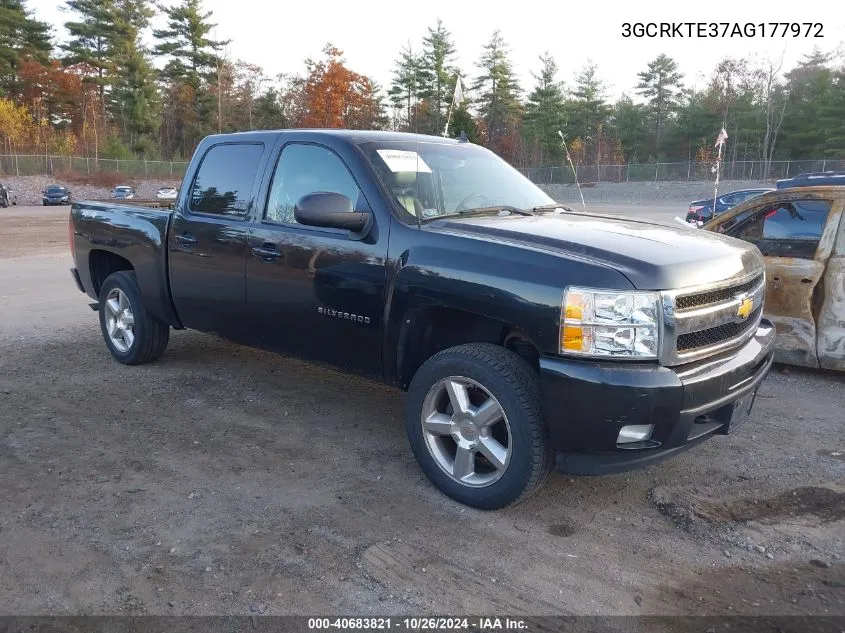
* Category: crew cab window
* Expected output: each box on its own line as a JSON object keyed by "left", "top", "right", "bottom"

{"left": 265, "top": 143, "right": 362, "bottom": 225}
{"left": 190, "top": 143, "right": 263, "bottom": 216}
{"left": 721, "top": 199, "right": 832, "bottom": 259}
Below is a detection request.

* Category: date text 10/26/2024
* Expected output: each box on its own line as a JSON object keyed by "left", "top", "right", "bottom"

{"left": 308, "top": 617, "right": 528, "bottom": 631}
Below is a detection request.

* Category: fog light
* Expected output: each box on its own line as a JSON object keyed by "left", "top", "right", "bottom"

{"left": 617, "top": 424, "right": 654, "bottom": 444}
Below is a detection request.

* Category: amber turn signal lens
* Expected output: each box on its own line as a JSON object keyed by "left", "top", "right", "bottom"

{"left": 561, "top": 325, "right": 584, "bottom": 351}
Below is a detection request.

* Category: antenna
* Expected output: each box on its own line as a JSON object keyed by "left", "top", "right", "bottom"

{"left": 558, "top": 131, "right": 586, "bottom": 211}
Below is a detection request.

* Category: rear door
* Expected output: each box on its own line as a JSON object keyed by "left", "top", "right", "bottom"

{"left": 168, "top": 141, "right": 268, "bottom": 337}
{"left": 717, "top": 196, "right": 838, "bottom": 367}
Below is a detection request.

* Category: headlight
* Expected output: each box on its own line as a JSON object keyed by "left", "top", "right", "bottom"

{"left": 561, "top": 287, "right": 660, "bottom": 359}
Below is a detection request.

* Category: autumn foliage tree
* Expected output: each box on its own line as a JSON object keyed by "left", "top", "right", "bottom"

{"left": 300, "top": 45, "right": 386, "bottom": 130}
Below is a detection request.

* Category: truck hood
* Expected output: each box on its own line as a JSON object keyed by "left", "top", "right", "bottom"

{"left": 430, "top": 210, "right": 764, "bottom": 290}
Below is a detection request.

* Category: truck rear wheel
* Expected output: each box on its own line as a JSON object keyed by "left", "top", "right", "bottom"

{"left": 98, "top": 271, "right": 169, "bottom": 365}
{"left": 404, "top": 343, "right": 552, "bottom": 510}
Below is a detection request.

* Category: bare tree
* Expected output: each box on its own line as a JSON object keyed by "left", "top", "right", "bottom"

{"left": 758, "top": 55, "right": 787, "bottom": 178}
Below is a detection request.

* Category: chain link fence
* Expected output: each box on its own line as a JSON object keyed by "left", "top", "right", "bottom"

{"left": 518, "top": 159, "right": 845, "bottom": 185}
{"left": 0, "top": 154, "right": 189, "bottom": 179}
{"left": 3, "top": 154, "right": 844, "bottom": 185}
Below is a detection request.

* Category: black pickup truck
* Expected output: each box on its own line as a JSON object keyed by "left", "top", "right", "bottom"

{"left": 68, "top": 130, "right": 775, "bottom": 510}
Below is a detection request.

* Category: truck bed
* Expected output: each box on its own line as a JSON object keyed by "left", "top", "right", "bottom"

{"left": 70, "top": 200, "right": 178, "bottom": 326}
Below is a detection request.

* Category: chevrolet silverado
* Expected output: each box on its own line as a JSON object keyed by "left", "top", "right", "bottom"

{"left": 68, "top": 130, "right": 775, "bottom": 510}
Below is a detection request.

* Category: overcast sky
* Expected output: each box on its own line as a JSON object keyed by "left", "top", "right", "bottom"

{"left": 29, "top": 0, "right": 845, "bottom": 102}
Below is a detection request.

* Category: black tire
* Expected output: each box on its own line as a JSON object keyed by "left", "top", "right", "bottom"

{"left": 98, "top": 270, "right": 169, "bottom": 365}
{"left": 404, "top": 343, "right": 552, "bottom": 510}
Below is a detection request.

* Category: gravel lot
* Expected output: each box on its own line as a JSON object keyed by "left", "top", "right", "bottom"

{"left": 0, "top": 204, "right": 842, "bottom": 617}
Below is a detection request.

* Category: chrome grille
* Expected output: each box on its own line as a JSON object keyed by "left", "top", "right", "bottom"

{"left": 675, "top": 273, "right": 764, "bottom": 310}
{"left": 660, "top": 270, "right": 766, "bottom": 366}
{"left": 676, "top": 305, "right": 763, "bottom": 351}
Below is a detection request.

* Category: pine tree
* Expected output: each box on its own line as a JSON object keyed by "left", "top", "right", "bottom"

{"left": 523, "top": 52, "right": 566, "bottom": 163}
{"left": 472, "top": 30, "right": 521, "bottom": 150}
{"left": 109, "top": 0, "right": 158, "bottom": 152}
{"left": 610, "top": 95, "right": 648, "bottom": 162}
{"left": 817, "top": 68, "right": 845, "bottom": 157}
{"left": 417, "top": 19, "right": 458, "bottom": 136}
{"left": 780, "top": 50, "right": 834, "bottom": 159}
{"left": 0, "top": 0, "right": 52, "bottom": 96}
{"left": 62, "top": 0, "right": 117, "bottom": 102}
{"left": 387, "top": 42, "right": 420, "bottom": 131}
{"left": 153, "top": 0, "right": 228, "bottom": 86}
{"left": 568, "top": 61, "right": 610, "bottom": 164}
{"left": 635, "top": 53, "right": 683, "bottom": 157}
{"left": 153, "top": 0, "right": 227, "bottom": 154}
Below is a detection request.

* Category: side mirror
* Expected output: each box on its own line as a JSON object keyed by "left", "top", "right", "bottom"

{"left": 294, "top": 192, "right": 370, "bottom": 233}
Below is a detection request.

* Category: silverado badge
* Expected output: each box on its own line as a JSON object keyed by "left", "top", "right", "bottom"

{"left": 317, "top": 306, "right": 371, "bottom": 324}
{"left": 736, "top": 297, "right": 753, "bottom": 320}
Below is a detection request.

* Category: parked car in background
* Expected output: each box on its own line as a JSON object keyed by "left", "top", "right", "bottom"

{"left": 703, "top": 185, "right": 845, "bottom": 371}
{"left": 42, "top": 185, "right": 72, "bottom": 206}
{"left": 156, "top": 186, "right": 178, "bottom": 200}
{"left": 111, "top": 185, "right": 135, "bottom": 200}
{"left": 0, "top": 183, "right": 13, "bottom": 207}
{"left": 686, "top": 188, "right": 773, "bottom": 224}
{"left": 776, "top": 171, "right": 845, "bottom": 189}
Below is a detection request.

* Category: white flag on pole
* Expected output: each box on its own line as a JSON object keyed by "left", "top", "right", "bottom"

{"left": 453, "top": 76, "right": 465, "bottom": 107}
{"left": 443, "top": 75, "right": 465, "bottom": 137}
{"left": 714, "top": 127, "right": 728, "bottom": 148}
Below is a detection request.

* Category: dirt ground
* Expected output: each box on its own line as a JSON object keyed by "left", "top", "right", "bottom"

{"left": 0, "top": 205, "right": 842, "bottom": 617}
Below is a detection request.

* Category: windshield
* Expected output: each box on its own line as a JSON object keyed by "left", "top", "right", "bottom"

{"left": 46, "top": 187, "right": 66, "bottom": 194}
{"left": 115, "top": 187, "right": 131, "bottom": 193}
{"left": 358, "top": 140, "right": 555, "bottom": 221}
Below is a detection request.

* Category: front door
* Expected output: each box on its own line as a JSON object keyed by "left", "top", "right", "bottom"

{"left": 816, "top": 201, "right": 845, "bottom": 370}
{"left": 169, "top": 141, "right": 265, "bottom": 337}
{"left": 244, "top": 142, "right": 387, "bottom": 378}
{"left": 719, "top": 196, "right": 838, "bottom": 367}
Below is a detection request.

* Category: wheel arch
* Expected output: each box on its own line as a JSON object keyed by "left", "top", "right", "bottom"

{"left": 394, "top": 304, "right": 541, "bottom": 390}
{"left": 89, "top": 250, "right": 134, "bottom": 297}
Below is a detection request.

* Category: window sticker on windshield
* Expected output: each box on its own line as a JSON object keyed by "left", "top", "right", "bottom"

{"left": 376, "top": 149, "right": 432, "bottom": 173}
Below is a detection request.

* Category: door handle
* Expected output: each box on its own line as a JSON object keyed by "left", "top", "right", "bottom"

{"left": 252, "top": 243, "right": 282, "bottom": 261}
{"left": 175, "top": 232, "right": 198, "bottom": 246}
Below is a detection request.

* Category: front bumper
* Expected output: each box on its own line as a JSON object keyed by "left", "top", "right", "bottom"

{"left": 540, "top": 319, "right": 775, "bottom": 475}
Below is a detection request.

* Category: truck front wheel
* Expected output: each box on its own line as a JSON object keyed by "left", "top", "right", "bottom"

{"left": 404, "top": 343, "right": 552, "bottom": 510}
{"left": 98, "top": 271, "right": 169, "bottom": 365}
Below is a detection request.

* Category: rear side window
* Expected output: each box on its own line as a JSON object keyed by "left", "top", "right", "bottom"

{"left": 723, "top": 199, "right": 833, "bottom": 259}
{"left": 190, "top": 143, "right": 264, "bottom": 216}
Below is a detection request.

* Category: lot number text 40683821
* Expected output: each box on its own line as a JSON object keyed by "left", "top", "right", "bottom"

{"left": 307, "top": 617, "right": 529, "bottom": 630}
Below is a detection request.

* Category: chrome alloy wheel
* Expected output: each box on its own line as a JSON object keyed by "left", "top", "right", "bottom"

{"left": 104, "top": 288, "right": 135, "bottom": 352}
{"left": 420, "top": 376, "right": 512, "bottom": 487}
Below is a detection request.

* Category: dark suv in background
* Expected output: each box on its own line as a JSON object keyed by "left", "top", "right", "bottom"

{"left": 776, "top": 171, "right": 845, "bottom": 189}
{"left": 42, "top": 185, "right": 71, "bottom": 206}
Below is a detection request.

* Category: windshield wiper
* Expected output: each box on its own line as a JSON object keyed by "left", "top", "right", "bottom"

{"left": 420, "top": 205, "right": 536, "bottom": 223}
{"left": 456, "top": 205, "right": 534, "bottom": 217}
{"left": 530, "top": 203, "right": 574, "bottom": 213}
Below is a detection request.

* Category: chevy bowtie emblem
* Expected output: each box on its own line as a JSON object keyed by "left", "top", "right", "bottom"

{"left": 736, "top": 297, "right": 753, "bottom": 319}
